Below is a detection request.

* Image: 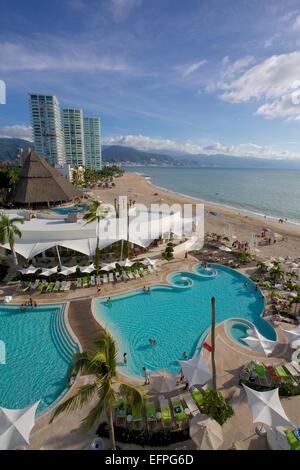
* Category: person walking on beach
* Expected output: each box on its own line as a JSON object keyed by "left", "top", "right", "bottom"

{"left": 143, "top": 367, "right": 150, "bottom": 385}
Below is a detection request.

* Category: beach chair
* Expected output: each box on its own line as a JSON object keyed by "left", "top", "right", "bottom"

{"left": 53, "top": 281, "right": 61, "bottom": 292}
{"left": 147, "top": 266, "right": 154, "bottom": 274}
{"left": 115, "top": 399, "right": 127, "bottom": 426}
{"left": 76, "top": 278, "right": 82, "bottom": 288}
{"left": 181, "top": 393, "right": 200, "bottom": 417}
{"left": 90, "top": 275, "right": 95, "bottom": 286}
{"left": 292, "top": 362, "right": 300, "bottom": 374}
{"left": 127, "top": 272, "right": 134, "bottom": 280}
{"left": 103, "top": 274, "right": 108, "bottom": 284}
{"left": 158, "top": 397, "right": 173, "bottom": 429}
{"left": 115, "top": 273, "right": 122, "bottom": 282}
{"left": 22, "top": 282, "right": 31, "bottom": 293}
{"left": 140, "top": 268, "right": 148, "bottom": 277}
{"left": 133, "top": 271, "right": 141, "bottom": 279}
{"left": 145, "top": 401, "right": 157, "bottom": 428}
{"left": 191, "top": 387, "right": 204, "bottom": 409}
{"left": 284, "top": 363, "right": 300, "bottom": 382}
{"left": 109, "top": 273, "right": 114, "bottom": 283}
{"left": 46, "top": 283, "right": 54, "bottom": 292}
{"left": 96, "top": 275, "right": 102, "bottom": 286}
{"left": 59, "top": 281, "right": 67, "bottom": 291}
{"left": 170, "top": 397, "right": 187, "bottom": 427}
{"left": 82, "top": 277, "right": 89, "bottom": 287}
{"left": 64, "top": 281, "right": 71, "bottom": 291}
{"left": 31, "top": 280, "right": 39, "bottom": 290}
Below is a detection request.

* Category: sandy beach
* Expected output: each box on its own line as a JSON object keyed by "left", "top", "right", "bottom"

{"left": 92, "top": 171, "right": 300, "bottom": 259}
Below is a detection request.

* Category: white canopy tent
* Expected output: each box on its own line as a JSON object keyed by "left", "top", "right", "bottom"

{"left": 79, "top": 263, "right": 95, "bottom": 274}
{"left": 189, "top": 414, "right": 223, "bottom": 450}
{"left": 59, "top": 265, "right": 78, "bottom": 276}
{"left": 243, "top": 327, "right": 277, "bottom": 357}
{"left": 39, "top": 266, "right": 59, "bottom": 276}
{"left": 243, "top": 384, "right": 291, "bottom": 429}
{"left": 281, "top": 326, "right": 300, "bottom": 345}
{"left": 18, "top": 265, "right": 39, "bottom": 275}
{"left": 178, "top": 354, "right": 212, "bottom": 387}
{"left": 119, "top": 258, "right": 133, "bottom": 267}
{"left": 100, "top": 263, "right": 115, "bottom": 272}
{"left": 0, "top": 401, "right": 40, "bottom": 450}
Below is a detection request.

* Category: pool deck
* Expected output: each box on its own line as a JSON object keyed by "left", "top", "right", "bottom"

{"left": 3, "top": 257, "right": 300, "bottom": 450}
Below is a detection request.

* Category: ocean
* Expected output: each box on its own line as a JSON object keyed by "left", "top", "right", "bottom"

{"left": 124, "top": 167, "right": 300, "bottom": 226}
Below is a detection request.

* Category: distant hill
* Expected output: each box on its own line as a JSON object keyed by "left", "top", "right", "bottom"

{"left": 102, "top": 145, "right": 300, "bottom": 170}
{"left": 0, "top": 138, "right": 32, "bottom": 162}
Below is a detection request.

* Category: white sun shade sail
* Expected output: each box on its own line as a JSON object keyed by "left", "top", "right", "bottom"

{"left": 178, "top": 355, "right": 212, "bottom": 387}
{"left": 18, "top": 265, "right": 39, "bottom": 275}
{"left": 119, "top": 258, "right": 133, "bottom": 267}
{"left": 0, "top": 401, "right": 40, "bottom": 450}
{"left": 59, "top": 265, "right": 78, "bottom": 276}
{"left": 189, "top": 414, "right": 223, "bottom": 450}
{"left": 100, "top": 264, "right": 114, "bottom": 272}
{"left": 150, "top": 369, "right": 178, "bottom": 394}
{"left": 79, "top": 263, "right": 95, "bottom": 273}
{"left": 243, "top": 384, "right": 291, "bottom": 429}
{"left": 243, "top": 327, "right": 277, "bottom": 357}
{"left": 39, "top": 266, "right": 59, "bottom": 276}
{"left": 281, "top": 326, "right": 300, "bottom": 344}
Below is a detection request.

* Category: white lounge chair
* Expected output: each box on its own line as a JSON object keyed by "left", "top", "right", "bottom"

{"left": 109, "top": 273, "right": 114, "bottom": 283}
{"left": 181, "top": 393, "right": 200, "bottom": 416}
{"left": 4, "top": 296, "right": 12, "bottom": 304}
{"left": 103, "top": 274, "right": 108, "bottom": 284}
{"left": 128, "top": 272, "right": 134, "bottom": 280}
{"left": 90, "top": 275, "right": 95, "bottom": 286}
{"left": 64, "top": 281, "right": 71, "bottom": 291}
{"left": 133, "top": 271, "right": 141, "bottom": 279}
{"left": 96, "top": 275, "right": 102, "bottom": 285}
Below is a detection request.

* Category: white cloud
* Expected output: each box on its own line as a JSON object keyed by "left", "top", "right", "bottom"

{"left": 181, "top": 60, "right": 207, "bottom": 77}
{"left": 215, "top": 51, "right": 300, "bottom": 119}
{"left": 0, "top": 125, "right": 32, "bottom": 141}
{"left": 109, "top": 0, "right": 141, "bottom": 21}
{"left": 221, "top": 55, "right": 255, "bottom": 80}
{"left": 103, "top": 134, "right": 300, "bottom": 159}
{"left": 0, "top": 40, "right": 132, "bottom": 73}
{"left": 292, "top": 14, "right": 300, "bottom": 31}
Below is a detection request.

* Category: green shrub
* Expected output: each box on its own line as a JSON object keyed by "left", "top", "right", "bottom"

{"left": 201, "top": 388, "right": 234, "bottom": 425}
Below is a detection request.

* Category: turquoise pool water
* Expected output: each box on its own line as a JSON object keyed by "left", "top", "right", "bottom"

{"left": 0, "top": 304, "right": 79, "bottom": 413}
{"left": 52, "top": 204, "right": 87, "bottom": 215}
{"left": 225, "top": 319, "right": 254, "bottom": 347}
{"left": 94, "top": 265, "right": 276, "bottom": 378}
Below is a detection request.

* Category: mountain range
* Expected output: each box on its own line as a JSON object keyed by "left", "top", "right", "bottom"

{"left": 1, "top": 138, "right": 300, "bottom": 169}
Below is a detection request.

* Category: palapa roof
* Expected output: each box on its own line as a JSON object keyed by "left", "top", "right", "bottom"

{"left": 13, "top": 150, "right": 82, "bottom": 204}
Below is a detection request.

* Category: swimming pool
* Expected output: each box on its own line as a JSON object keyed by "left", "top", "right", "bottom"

{"left": 51, "top": 204, "right": 87, "bottom": 215}
{"left": 0, "top": 304, "right": 79, "bottom": 414}
{"left": 225, "top": 318, "right": 255, "bottom": 347}
{"left": 93, "top": 265, "right": 276, "bottom": 378}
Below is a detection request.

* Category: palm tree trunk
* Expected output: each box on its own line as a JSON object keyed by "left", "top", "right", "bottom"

{"left": 10, "top": 241, "right": 18, "bottom": 266}
{"left": 95, "top": 217, "right": 100, "bottom": 273}
{"left": 211, "top": 296, "right": 217, "bottom": 390}
{"left": 107, "top": 404, "right": 116, "bottom": 450}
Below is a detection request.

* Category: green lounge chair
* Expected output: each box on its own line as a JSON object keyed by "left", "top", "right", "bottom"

{"left": 255, "top": 364, "right": 267, "bottom": 378}
{"left": 131, "top": 404, "right": 143, "bottom": 429}
{"left": 285, "top": 430, "right": 300, "bottom": 450}
{"left": 22, "top": 282, "right": 31, "bottom": 292}
{"left": 46, "top": 283, "right": 54, "bottom": 292}
{"left": 171, "top": 397, "right": 186, "bottom": 425}
{"left": 146, "top": 401, "right": 157, "bottom": 423}
{"left": 276, "top": 366, "right": 291, "bottom": 380}
{"left": 159, "top": 397, "right": 172, "bottom": 428}
{"left": 115, "top": 399, "right": 126, "bottom": 425}
{"left": 191, "top": 388, "right": 204, "bottom": 408}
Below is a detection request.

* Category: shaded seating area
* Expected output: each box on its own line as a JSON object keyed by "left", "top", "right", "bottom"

{"left": 240, "top": 361, "right": 300, "bottom": 393}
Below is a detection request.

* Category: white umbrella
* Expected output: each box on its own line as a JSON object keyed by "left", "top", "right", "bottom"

{"left": 243, "top": 327, "right": 276, "bottom": 357}
{"left": 0, "top": 401, "right": 40, "bottom": 450}
{"left": 150, "top": 369, "right": 178, "bottom": 394}
{"left": 18, "top": 265, "right": 39, "bottom": 275}
{"left": 119, "top": 258, "right": 133, "bottom": 267}
{"left": 281, "top": 325, "right": 300, "bottom": 344}
{"left": 243, "top": 384, "right": 291, "bottom": 429}
{"left": 79, "top": 263, "right": 95, "bottom": 274}
{"left": 142, "top": 258, "right": 156, "bottom": 266}
{"left": 219, "top": 246, "right": 232, "bottom": 253}
{"left": 59, "top": 265, "right": 78, "bottom": 276}
{"left": 178, "top": 354, "right": 212, "bottom": 387}
{"left": 189, "top": 414, "right": 223, "bottom": 450}
{"left": 39, "top": 266, "right": 58, "bottom": 276}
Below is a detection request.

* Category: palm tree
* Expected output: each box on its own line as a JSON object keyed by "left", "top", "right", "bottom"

{"left": 83, "top": 200, "right": 109, "bottom": 272}
{"left": 0, "top": 214, "right": 24, "bottom": 265}
{"left": 50, "top": 331, "right": 143, "bottom": 450}
{"left": 8, "top": 167, "right": 20, "bottom": 192}
{"left": 269, "top": 261, "right": 285, "bottom": 283}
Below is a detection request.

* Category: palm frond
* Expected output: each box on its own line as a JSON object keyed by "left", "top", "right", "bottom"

{"left": 81, "top": 381, "right": 116, "bottom": 431}
{"left": 49, "top": 383, "right": 98, "bottom": 423}
{"left": 118, "top": 383, "right": 144, "bottom": 412}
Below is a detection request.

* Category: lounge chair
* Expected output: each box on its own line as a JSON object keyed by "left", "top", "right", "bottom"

{"left": 140, "top": 268, "right": 148, "bottom": 277}
{"left": 109, "top": 273, "right": 114, "bottom": 283}
{"left": 53, "top": 281, "right": 61, "bottom": 292}
{"left": 82, "top": 277, "right": 89, "bottom": 287}
{"left": 181, "top": 393, "right": 200, "bottom": 416}
{"left": 145, "top": 401, "right": 157, "bottom": 428}
{"left": 22, "top": 282, "right": 31, "bottom": 292}
{"left": 59, "top": 281, "right": 67, "bottom": 291}
{"left": 115, "top": 273, "right": 122, "bottom": 282}
{"left": 191, "top": 387, "right": 204, "bottom": 409}
{"left": 115, "top": 399, "right": 127, "bottom": 426}
{"left": 76, "top": 278, "right": 82, "bottom": 288}
{"left": 90, "top": 275, "right": 95, "bottom": 286}
{"left": 284, "top": 363, "right": 300, "bottom": 382}
{"left": 127, "top": 272, "right": 134, "bottom": 280}
{"left": 46, "top": 283, "right": 54, "bottom": 292}
{"left": 96, "top": 276, "right": 102, "bottom": 286}
{"left": 170, "top": 397, "right": 187, "bottom": 427}
{"left": 147, "top": 266, "right": 154, "bottom": 274}
{"left": 103, "top": 274, "right": 108, "bottom": 284}
{"left": 158, "top": 397, "right": 172, "bottom": 429}
{"left": 64, "top": 281, "right": 71, "bottom": 291}
{"left": 31, "top": 280, "right": 39, "bottom": 290}
{"left": 133, "top": 271, "right": 141, "bottom": 279}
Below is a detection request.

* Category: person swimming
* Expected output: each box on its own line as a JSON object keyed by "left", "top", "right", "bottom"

{"left": 182, "top": 351, "right": 189, "bottom": 359}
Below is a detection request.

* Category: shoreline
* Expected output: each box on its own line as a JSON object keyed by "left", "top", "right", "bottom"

{"left": 138, "top": 172, "right": 300, "bottom": 229}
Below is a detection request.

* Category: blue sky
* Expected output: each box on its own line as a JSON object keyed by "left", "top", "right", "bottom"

{"left": 1, "top": 0, "right": 300, "bottom": 158}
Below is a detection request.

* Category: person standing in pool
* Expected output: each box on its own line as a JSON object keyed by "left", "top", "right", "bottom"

{"left": 143, "top": 367, "right": 150, "bottom": 385}
{"left": 123, "top": 353, "right": 127, "bottom": 365}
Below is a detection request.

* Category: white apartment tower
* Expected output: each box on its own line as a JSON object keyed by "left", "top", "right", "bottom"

{"left": 29, "top": 94, "right": 65, "bottom": 166}
{"left": 83, "top": 117, "right": 102, "bottom": 170}
{"left": 62, "top": 108, "right": 85, "bottom": 166}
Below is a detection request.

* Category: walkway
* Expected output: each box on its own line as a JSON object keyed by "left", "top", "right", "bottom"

{"left": 68, "top": 298, "right": 103, "bottom": 350}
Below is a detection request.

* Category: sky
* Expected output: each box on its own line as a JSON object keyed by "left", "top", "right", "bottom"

{"left": 1, "top": 0, "right": 300, "bottom": 158}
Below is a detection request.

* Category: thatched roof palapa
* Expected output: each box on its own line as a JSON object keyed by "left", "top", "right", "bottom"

{"left": 13, "top": 150, "right": 82, "bottom": 205}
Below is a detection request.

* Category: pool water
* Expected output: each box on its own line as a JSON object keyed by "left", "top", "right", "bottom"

{"left": 225, "top": 319, "right": 254, "bottom": 347}
{"left": 168, "top": 273, "right": 193, "bottom": 287}
{"left": 52, "top": 204, "right": 87, "bottom": 215}
{"left": 94, "top": 265, "right": 275, "bottom": 378}
{"left": 0, "top": 304, "right": 79, "bottom": 413}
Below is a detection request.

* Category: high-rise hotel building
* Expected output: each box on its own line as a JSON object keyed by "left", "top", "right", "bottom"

{"left": 29, "top": 94, "right": 65, "bottom": 166}
{"left": 84, "top": 117, "right": 102, "bottom": 170}
{"left": 62, "top": 108, "right": 85, "bottom": 167}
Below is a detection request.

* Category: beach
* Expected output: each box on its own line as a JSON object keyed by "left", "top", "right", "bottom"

{"left": 92, "top": 171, "right": 300, "bottom": 259}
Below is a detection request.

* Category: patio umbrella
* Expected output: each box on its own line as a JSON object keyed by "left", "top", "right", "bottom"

{"left": 119, "top": 258, "right": 133, "bottom": 267}
{"left": 39, "top": 266, "right": 59, "bottom": 276}
{"left": 178, "top": 354, "right": 212, "bottom": 387}
{"left": 142, "top": 258, "right": 156, "bottom": 267}
{"left": 18, "top": 265, "right": 39, "bottom": 275}
{"left": 79, "top": 263, "right": 95, "bottom": 274}
{"left": 243, "top": 327, "right": 276, "bottom": 357}
{"left": 243, "top": 384, "right": 291, "bottom": 429}
{"left": 150, "top": 369, "right": 178, "bottom": 394}
{"left": 0, "top": 401, "right": 40, "bottom": 450}
{"left": 281, "top": 325, "right": 300, "bottom": 344}
{"left": 189, "top": 414, "right": 223, "bottom": 450}
{"left": 59, "top": 265, "right": 78, "bottom": 276}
